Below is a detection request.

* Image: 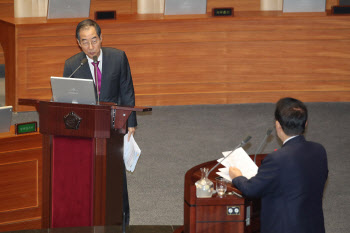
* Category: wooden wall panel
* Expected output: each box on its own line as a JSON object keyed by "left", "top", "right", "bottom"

{"left": 1, "top": 13, "right": 350, "bottom": 110}
{"left": 0, "top": 0, "right": 13, "bottom": 18}
{"left": 0, "top": 160, "right": 38, "bottom": 211}
{"left": 0, "top": 47, "right": 4, "bottom": 64}
{"left": 0, "top": 0, "right": 12, "bottom": 64}
{"left": 327, "top": 0, "right": 339, "bottom": 9}
{"left": 0, "top": 0, "right": 342, "bottom": 70}
{"left": 0, "top": 131, "right": 42, "bottom": 232}
{"left": 102, "top": 14, "right": 350, "bottom": 106}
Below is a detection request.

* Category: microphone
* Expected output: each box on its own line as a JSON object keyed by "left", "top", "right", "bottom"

{"left": 208, "top": 136, "right": 252, "bottom": 176}
{"left": 68, "top": 58, "right": 87, "bottom": 78}
{"left": 93, "top": 56, "right": 100, "bottom": 105}
{"left": 253, "top": 129, "right": 273, "bottom": 164}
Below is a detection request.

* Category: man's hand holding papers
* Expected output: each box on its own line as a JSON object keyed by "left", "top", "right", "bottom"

{"left": 123, "top": 134, "right": 141, "bottom": 172}
{"left": 216, "top": 147, "right": 258, "bottom": 181}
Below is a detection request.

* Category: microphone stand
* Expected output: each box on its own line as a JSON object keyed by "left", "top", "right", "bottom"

{"left": 68, "top": 58, "right": 87, "bottom": 78}
{"left": 68, "top": 63, "right": 83, "bottom": 78}
{"left": 253, "top": 129, "right": 272, "bottom": 163}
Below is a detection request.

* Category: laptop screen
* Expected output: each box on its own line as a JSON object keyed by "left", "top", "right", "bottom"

{"left": 47, "top": 0, "right": 91, "bottom": 19}
{"left": 164, "top": 0, "right": 207, "bottom": 15}
{"left": 50, "top": 77, "right": 97, "bottom": 105}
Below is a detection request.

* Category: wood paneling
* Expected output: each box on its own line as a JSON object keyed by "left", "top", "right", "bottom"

{"left": 0, "top": 0, "right": 13, "bottom": 18}
{"left": 327, "top": 0, "right": 340, "bottom": 9}
{"left": 96, "top": 13, "right": 350, "bottom": 106}
{"left": 0, "top": 48, "right": 4, "bottom": 64}
{"left": 0, "top": 160, "right": 38, "bottom": 211}
{"left": 1, "top": 12, "right": 350, "bottom": 110}
{"left": 0, "top": 129, "right": 42, "bottom": 232}
{"left": 0, "top": 0, "right": 12, "bottom": 64}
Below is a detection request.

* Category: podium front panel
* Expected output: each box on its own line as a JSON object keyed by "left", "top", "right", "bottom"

{"left": 51, "top": 136, "right": 94, "bottom": 228}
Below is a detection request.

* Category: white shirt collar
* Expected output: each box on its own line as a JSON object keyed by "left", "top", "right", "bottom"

{"left": 283, "top": 135, "right": 299, "bottom": 144}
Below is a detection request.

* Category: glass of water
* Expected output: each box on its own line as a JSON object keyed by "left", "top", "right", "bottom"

{"left": 216, "top": 177, "right": 227, "bottom": 198}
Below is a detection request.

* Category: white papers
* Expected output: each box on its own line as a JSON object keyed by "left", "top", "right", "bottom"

{"left": 123, "top": 134, "right": 141, "bottom": 172}
{"left": 216, "top": 147, "right": 258, "bottom": 181}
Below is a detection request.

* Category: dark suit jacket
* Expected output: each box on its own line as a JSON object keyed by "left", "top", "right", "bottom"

{"left": 233, "top": 136, "right": 328, "bottom": 233}
{"left": 63, "top": 47, "right": 137, "bottom": 127}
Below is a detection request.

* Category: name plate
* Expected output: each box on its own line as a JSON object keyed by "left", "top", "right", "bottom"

{"left": 212, "top": 8, "right": 234, "bottom": 17}
{"left": 15, "top": 122, "right": 37, "bottom": 134}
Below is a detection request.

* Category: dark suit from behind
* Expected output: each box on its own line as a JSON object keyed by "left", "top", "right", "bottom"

{"left": 63, "top": 47, "right": 137, "bottom": 127}
{"left": 233, "top": 136, "right": 328, "bottom": 233}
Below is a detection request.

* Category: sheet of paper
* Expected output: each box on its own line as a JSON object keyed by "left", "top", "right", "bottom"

{"left": 123, "top": 134, "right": 141, "bottom": 172}
{"left": 216, "top": 147, "right": 258, "bottom": 180}
{"left": 216, "top": 168, "right": 231, "bottom": 182}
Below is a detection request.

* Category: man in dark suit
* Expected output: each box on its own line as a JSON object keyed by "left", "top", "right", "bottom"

{"left": 63, "top": 19, "right": 136, "bottom": 225}
{"left": 229, "top": 97, "right": 328, "bottom": 233}
{"left": 63, "top": 19, "right": 137, "bottom": 135}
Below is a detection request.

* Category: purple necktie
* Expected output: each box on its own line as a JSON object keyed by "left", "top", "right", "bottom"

{"left": 92, "top": 61, "right": 101, "bottom": 95}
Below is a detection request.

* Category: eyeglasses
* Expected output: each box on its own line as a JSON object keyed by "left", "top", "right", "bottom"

{"left": 80, "top": 38, "right": 100, "bottom": 47}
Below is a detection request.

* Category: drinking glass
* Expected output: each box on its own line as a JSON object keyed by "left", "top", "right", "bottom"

{"left": 216, "top": 177, "right": 227, "bottom": 198}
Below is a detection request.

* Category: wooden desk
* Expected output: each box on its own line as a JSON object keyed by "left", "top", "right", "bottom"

{"left": 0, "top": 12, "right": 350, "bottom": 111}
{"left": 176, "top": 155, "right": 266, "bottom": 233}
{"left": 0, "top": 126, "right": 42, "bottom": 232}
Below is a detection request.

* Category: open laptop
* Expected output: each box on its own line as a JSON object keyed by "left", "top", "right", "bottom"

{"left": 50, "top": 77, "right": 97, "bottom": 105}
{"left": 0, "top": 106, "right": 12, "bottom": 133}
{"left": 47, "top": 0, "right": 91, "bottom": 19}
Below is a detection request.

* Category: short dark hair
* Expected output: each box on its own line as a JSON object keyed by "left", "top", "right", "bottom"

{"left": 76, "top": 19, "right": 101, "bottom": 41}
{"left": 274, "top": 97, "right": 308, "bottom": 136}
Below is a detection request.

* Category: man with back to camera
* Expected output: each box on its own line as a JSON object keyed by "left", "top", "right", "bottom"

{"left": 229, "top": 97, "right": 328, "bottom": 233}
{"left": 63, "top": 19, "right": 136, "bottom": 225}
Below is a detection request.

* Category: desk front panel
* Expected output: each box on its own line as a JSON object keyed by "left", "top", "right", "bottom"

{"left": 0, "top": 130, "right": 42, "bottom": 232}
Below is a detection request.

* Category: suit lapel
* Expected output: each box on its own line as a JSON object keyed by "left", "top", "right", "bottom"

{"left": 83, "top": 56, "right": 93, "bottom": 80}
{"left": 77, "top": 52, "right": 93, "bottom": 80}
{"left": 101, "top": 48, "right": 108, "bottom": 91}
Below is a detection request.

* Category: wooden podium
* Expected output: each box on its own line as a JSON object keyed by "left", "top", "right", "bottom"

{"left": 19, "top": 99, "right": 151, "bottom": 228}
{"left": 175, "top": 155, "right": 266, "bottom": 233}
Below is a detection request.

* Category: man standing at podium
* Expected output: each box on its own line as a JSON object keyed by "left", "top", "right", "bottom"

{"left": 63, "top": 19, "right": 137, "bottom": 225}
{"left": 229, "top": 97, "right": 328, "bottom": 233}
{"left": 63, "top": 19, "right": 137, "bottom": 137}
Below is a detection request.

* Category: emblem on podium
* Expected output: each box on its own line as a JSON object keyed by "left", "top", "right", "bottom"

{"left": 64, "top": 111, "right": 82, "bottom": 130}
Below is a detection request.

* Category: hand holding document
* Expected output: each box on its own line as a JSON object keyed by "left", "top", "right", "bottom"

{"left": 123, "top": 134, "right": 141, "bottom": 172}
{"left": 216, "top": 147, "right": 258, "bottom": 181}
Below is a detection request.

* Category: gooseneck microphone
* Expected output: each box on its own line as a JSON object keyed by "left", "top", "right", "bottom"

{"left": 93, "top": 56, "right": 100, "bottom": 105}
{"left": 208, "top": 136, "right": 252, "bottom": 176}
{"left": 253, "top": 129, "right": 273, "bottom": 164}
{"left": 68, "top": 58, "right": 87, "bottom": 78}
